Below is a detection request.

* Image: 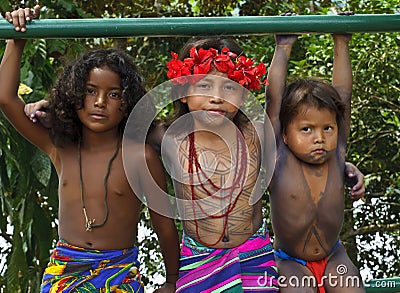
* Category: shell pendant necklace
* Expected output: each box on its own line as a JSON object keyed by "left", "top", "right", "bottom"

{"left": 78, "top": 138, "right": 121, "bottom": 232}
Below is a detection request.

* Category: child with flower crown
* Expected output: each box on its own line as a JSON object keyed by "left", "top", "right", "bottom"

{"left": 160, "top": 37, "right": 279, "bottom": 292}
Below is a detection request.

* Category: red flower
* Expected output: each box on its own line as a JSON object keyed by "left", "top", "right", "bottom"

{"left": 213, "top": 48, "right": 237, "bottom": 73}
{"left": 166, "top": 47, "right": 267, "bottom": 91}
{"left": 167, "top": 52, "right": 192, "bottom": 84}
{"left": 191, "top": 47, "right": 214, "bottom": 74}
{"left": 228, "top": 56, "right": 267, "bottom": 90}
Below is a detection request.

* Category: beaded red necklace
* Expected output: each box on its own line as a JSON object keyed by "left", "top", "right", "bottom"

{"left": 188, "top": 128, "right": 248, "bottom": 246}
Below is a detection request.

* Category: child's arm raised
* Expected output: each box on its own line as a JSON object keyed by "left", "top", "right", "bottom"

{"left": 0, "top": 5, "right": 54, "bottom": 155}
{"left": 332, "top": 33, "right": 352, "bottom": 140}
{"left": 265, "top": 34, "right": 298, "bottom": 137}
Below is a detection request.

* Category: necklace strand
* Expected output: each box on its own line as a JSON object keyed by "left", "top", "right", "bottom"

{"left": 190, "top": 133, "right": 246, "bottom": 215}
{"left": 78, "top": 138, "right": 121, "bottom": 232}
{"left": 188, "top": 129, "right": 248, "bottom": 246}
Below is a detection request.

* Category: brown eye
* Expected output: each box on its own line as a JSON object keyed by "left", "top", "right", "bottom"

{"left": 109, "top": 92, "right": 122, "bottom": 100}
{"left": 86, "top": 88, "right": 95, "bottom": 95}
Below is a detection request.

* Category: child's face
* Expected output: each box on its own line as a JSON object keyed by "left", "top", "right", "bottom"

{"left": 282, "top": 105, "right": 338, "bottom": 164}
{"left": 77, "top": 66, "right": 125, "bottom": 134}
{"left": 181, "top": 70, "right": 245, "bottom": 127}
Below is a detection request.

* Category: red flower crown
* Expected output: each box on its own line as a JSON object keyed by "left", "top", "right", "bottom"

{"left": 167, "top": 47, "right": 267, "bottom": 91}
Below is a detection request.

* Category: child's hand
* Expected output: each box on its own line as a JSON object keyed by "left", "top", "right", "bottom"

{"left": 24, "top": 99, "right": 51, "bottom": 128}
{"left": 154, "top": 282, "right": 176, "bottom": 293}
{"left": 337, "top": 11, "right": 354, "bottom": 16}
{"left": 275, "top": 34, "right": 298, "bottom": 47}
{"left": 332, "top": 33, "right": 352, "bottom": 44}
{"left": 346, "top": 172, "right": 365, "bottom": 200}
{"left": 5, "top": 4, "right": 40, "bottom": 32}
{"left": 344, "top": 162, "right": 366, "bottom": 200}
{"left": 275, "top": 13, "right": 298, "bottom": 46}
{"left": 332, "top": 11, "right": 354, "bottom": 43}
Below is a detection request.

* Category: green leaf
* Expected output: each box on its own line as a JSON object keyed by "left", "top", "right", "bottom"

{"left": 33, "top": 202, "right": 53, "bottom": 265}
{"left": 7, "top": 232, "right": 28, "bottom": 292}
{"left": 0, "top": 2, "right": 11, "bottom": 13}
{"left": 30, "top": 150, "right": 52, "bottom": 187}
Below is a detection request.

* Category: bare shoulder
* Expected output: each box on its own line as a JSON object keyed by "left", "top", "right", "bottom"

{"left": 144, "top": 143, "right": 160, "bottom": 163}
{"left": 147, "top": 122, "right": 167, "bottom": 154}
{"left": 124, "top": 138, "right": 144, "bottom": 154}
{"left": 123, "top": 139, "right": 161, "bottom": 169}
{"left": 122, "top": 139, "right": 145, "bottom": 173}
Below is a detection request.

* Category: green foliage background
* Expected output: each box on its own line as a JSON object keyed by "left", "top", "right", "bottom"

{"left": 0, "top": 0, "right": 399, "bottom": 292}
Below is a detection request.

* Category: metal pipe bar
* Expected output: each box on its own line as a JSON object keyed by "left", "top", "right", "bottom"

{"left": 0, "top": 14, "right": 399, "bottom": 39}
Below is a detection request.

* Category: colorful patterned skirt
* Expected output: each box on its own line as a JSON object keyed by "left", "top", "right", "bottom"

{"left": 40, "top": 239, "right": 144, "bottom": 293}
{"left": 176, "top": 224, "right": 279, "bottom": 293}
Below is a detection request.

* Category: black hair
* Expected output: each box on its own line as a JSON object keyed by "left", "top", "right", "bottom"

{"left": 280, "top": 77, "right": 346, "bottom": 133}
{"left": 48, "top": 49, "right": 148, "bottom": 147}
{"left": 165, "top": 36, "right": 248, "bottom": 128}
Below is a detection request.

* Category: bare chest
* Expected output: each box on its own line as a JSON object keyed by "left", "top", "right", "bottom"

{"left": 272, "top": 149, "right": 344, "bottom": 206}
{"left": 57, "top": 149, "right": 132, "bottom": 203}
{"left": 178, "top": 138, "right": 260, "bottom": 199}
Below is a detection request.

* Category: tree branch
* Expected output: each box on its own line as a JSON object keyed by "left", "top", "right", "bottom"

{"left": 347, "top": 223, "right": 400, "bottom": 237}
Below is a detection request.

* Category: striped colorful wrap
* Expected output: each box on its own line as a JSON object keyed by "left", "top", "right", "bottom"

{"left": 40, "top": 239, "right": 144, "bottom": 293}
{"left": 176, "top": 225, "right": 279, "bottom": 293}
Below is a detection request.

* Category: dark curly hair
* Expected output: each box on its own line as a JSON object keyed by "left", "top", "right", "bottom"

{"left": 48, "top": 49, "right": 148, "bottom": 147}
